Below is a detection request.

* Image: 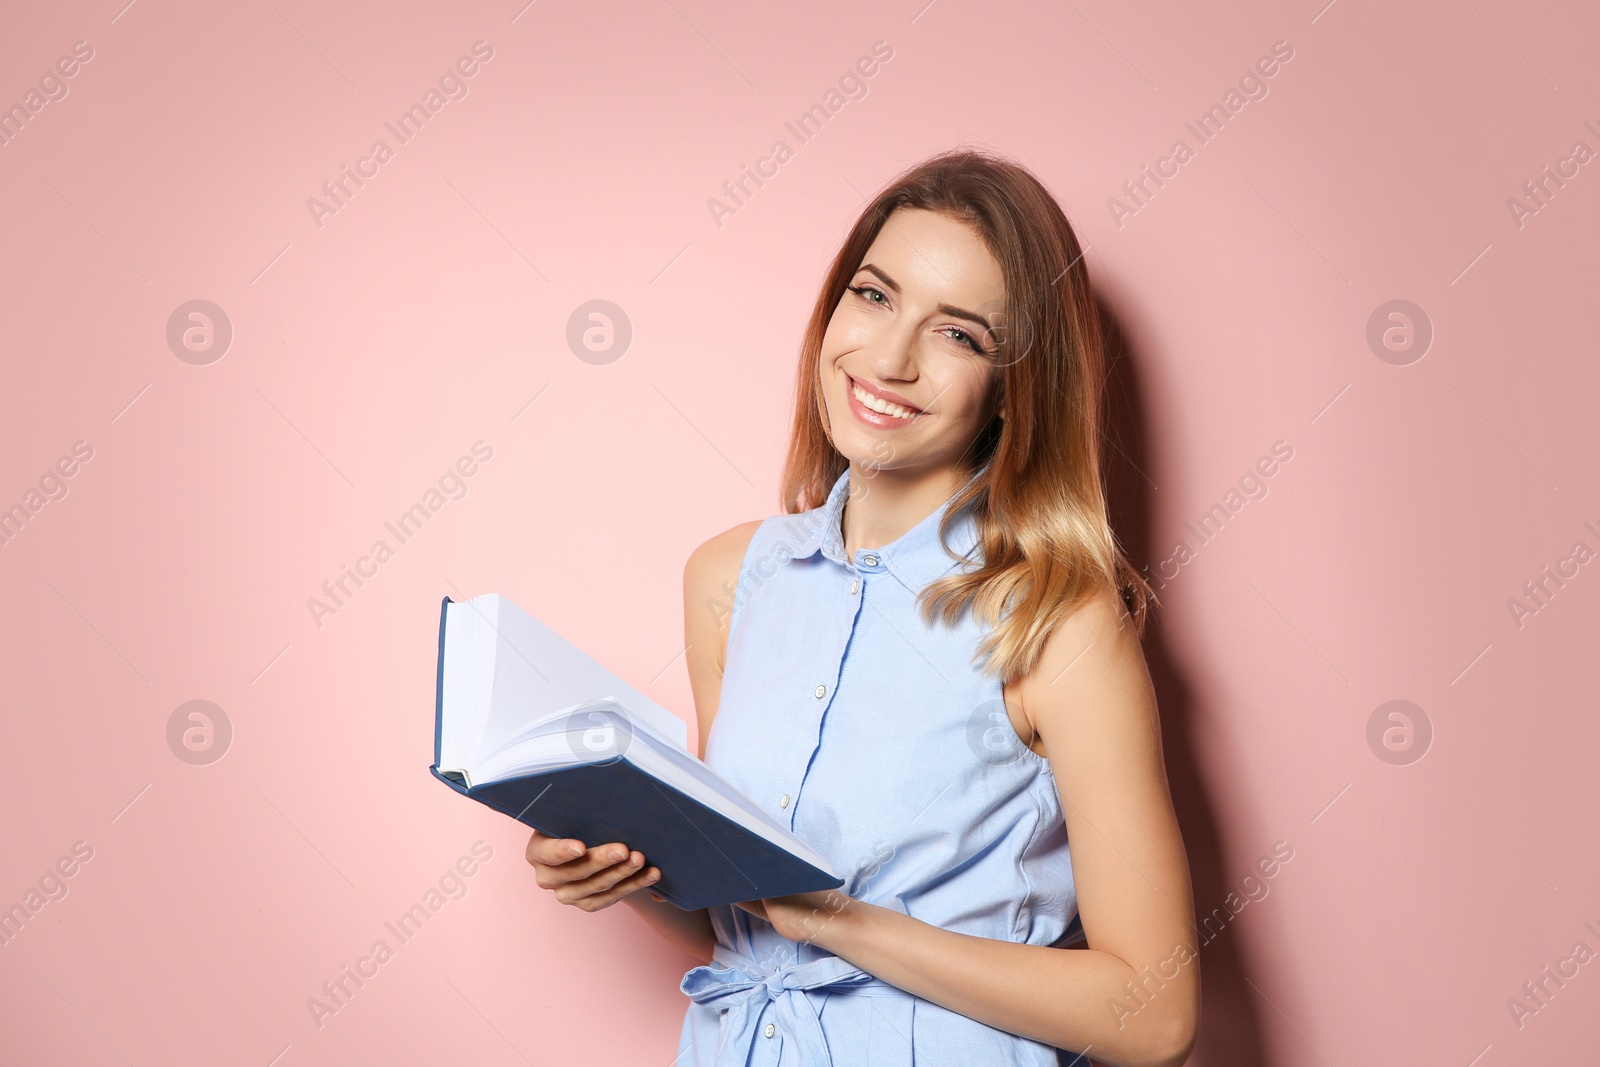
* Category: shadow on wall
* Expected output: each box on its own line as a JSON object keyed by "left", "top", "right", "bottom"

{"left": 1055, "top": 295, "right": 1270, "bottom": 1067}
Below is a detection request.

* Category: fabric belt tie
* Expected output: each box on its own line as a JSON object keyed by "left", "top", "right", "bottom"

{"left": 680, "top": 950, "right": 907, "bottom": 1067}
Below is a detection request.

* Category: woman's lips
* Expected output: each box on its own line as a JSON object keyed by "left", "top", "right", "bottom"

{"left": 845, "top": 372, "right": 925, "bottom": 428}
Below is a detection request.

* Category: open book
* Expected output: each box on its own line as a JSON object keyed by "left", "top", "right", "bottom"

{"left": 430, "top": 593, "right": 843, "bottom": 910}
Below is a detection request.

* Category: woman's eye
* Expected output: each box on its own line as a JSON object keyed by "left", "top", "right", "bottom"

{"left": 848, "top": 284, "right": 886, "bottom": 304}
{"left": 945, "top": 327, "right": 990, "bottom": 355}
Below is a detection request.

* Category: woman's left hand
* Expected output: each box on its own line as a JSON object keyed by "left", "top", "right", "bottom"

{"left": 734, "top": 888, "right": 860, "bottom": 947}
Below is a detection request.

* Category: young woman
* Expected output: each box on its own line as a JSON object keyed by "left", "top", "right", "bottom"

{"left": 525, "top": 149, "right": 1200, "bottom": 1067}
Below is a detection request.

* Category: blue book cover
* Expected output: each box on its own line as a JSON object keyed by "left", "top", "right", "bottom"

{"left": 430, "top": 594, "right": 844, "bottom": 911}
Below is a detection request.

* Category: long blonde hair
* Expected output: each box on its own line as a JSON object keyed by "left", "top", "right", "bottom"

{"left": 778, "top": 147, "right": 1156, "bottom": 683}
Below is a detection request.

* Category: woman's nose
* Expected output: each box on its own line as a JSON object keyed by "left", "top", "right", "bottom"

{"left": 864, "top": 326, "right": 919, "bottom": 381}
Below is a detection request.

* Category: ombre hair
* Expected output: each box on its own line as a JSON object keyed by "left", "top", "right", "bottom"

{"left": 778, "top": 147, "right": 1156, "bottom": 683}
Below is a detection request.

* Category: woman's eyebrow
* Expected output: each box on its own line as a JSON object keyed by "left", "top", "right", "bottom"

{"left": 858, "top": 263, "right": 995, "bottom": 333}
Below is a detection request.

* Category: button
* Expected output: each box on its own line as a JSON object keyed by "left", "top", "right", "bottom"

{"left": 764, "top": 1023, "right": 776, "bottom": 1038}
{"left": 863, "top": 554, "right": 879, "bottom": 566}
{"left": 814, "top": 684, "right": 827, "bottom": 699}
{"left": 849, "top": 578, "right": 859, "bottom": 595}
{"left": 779, "top": 793, "right": 790, "bottom": 809}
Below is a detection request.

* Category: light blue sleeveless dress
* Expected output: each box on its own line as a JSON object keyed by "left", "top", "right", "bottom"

{"left": 675, "top": 466, "right": 1087, "bottom": 1067}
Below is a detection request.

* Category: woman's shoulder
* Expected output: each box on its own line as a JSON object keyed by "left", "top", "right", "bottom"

{"left": 682, "top": 519, "right": 768, "bottom": 754}
{"left": 683, "top": 519, "right": 765, "bottom": 597}
{"left": 1014, "top": 579, "right": 1150, "bottom": 743}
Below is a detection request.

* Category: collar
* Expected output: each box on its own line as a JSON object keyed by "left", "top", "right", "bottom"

{"left": 770, "top": 466, "right": 985, "bottom": 594}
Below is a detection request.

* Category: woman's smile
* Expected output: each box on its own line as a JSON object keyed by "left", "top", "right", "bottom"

{"left": 844, "top": 371, "right": 927, "bottom": 428}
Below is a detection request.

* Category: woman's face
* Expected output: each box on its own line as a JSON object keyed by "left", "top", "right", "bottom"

{"left": 818, "top": 207, "right": 1006, "bottom": 476}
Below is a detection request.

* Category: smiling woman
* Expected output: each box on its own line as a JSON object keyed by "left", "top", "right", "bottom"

{"left": 523, "top": 147, "right": 1199, "bottom": 1067}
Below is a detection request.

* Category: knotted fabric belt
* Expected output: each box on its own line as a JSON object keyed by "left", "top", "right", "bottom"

{"left": 680, "top": 947, "right": 910, "bottom": 1067}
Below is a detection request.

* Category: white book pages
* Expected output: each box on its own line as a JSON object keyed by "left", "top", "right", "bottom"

{"left": 437, "top": 593, "right": 835, "bottom": 878}
{"left": 438, "top": 593, "right": 689, "bottom": 779}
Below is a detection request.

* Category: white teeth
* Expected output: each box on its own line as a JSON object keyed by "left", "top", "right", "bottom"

{"left": 851, "top": 381, "right": 918, "bottom": 419}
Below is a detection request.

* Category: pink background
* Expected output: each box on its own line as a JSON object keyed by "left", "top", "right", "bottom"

{"left": 2, "top": 1, "right": 1596, "bottom": 1064}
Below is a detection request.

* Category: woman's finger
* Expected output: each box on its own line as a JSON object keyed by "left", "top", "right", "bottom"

{"left": 578, "top": 864, "right": 662, "bottom": 911}
{"left": 554, "top": 850, "right": 643, "bottom": 900}
{"left": 526, "top": 830, "right": 588, "bottom": 868}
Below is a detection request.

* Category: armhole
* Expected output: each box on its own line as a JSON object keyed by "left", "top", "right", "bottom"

{"left": 723, "top": 518, "right": 771, "bottom": 658}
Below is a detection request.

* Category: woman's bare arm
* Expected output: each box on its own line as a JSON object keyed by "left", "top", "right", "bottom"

{"left": 618, "top": 520, "right": 763, "bottom": 960}
{"left": 751, "top": 583, "right": 1200, "bottom": 1067}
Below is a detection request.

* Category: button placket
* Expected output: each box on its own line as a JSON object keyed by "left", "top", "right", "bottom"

{"left": 786, "top": 559, "right": 865, "bottom": 832}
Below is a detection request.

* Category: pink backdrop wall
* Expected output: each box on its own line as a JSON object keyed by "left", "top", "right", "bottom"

{"left": 2, "top": 1, "right": 1595, "bottom": 1063}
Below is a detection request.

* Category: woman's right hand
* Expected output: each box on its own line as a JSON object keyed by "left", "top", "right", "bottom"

{"left": 525, "top": 829, "right": 664, "bottom": 911}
